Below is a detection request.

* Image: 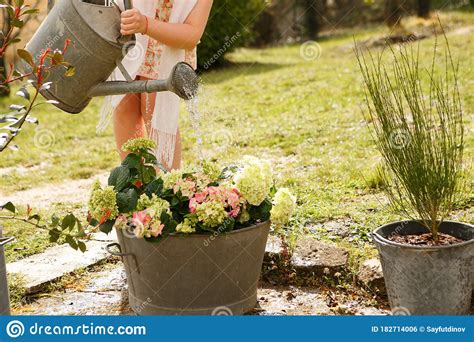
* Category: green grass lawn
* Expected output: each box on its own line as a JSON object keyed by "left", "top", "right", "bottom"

{"left": 1, "top": 11, "right": 473, "bottom": 262}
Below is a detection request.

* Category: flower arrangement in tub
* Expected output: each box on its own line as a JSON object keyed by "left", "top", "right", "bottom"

{"left": 88, "top": 138, "right": 296, "bottom": 240}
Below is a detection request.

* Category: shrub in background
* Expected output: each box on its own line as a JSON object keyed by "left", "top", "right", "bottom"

{"left": 198, "top": 0, "right": 268, "bottom": 69}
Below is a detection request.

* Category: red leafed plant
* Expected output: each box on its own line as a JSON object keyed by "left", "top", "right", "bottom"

{"left": 0, "top": 0, "right": 90, "bottom": 252}
{"left": 0, "top": 0, "right": 74, "bottom": 152}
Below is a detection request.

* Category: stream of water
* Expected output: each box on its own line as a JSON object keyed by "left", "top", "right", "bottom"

{"left": 185, "top": 96, "right": 204, "bottom": 163}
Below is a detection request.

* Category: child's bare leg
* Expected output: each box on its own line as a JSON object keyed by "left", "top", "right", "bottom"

{"left": 140, "top": 85, "right": 182, "bottom": 170}
{"left": 113, "top": 93, "right": 144, "bottom": 160}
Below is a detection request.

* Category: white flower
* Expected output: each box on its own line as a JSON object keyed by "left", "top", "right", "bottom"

{"left": 234, "top": 156, "right": 273, "bottom": 206}
{"left": 270, "top": 188, "right": 296, "bottom": 230}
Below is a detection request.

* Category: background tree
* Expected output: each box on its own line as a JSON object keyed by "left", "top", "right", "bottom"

{"left": 417, "top": 0, "right": 431, "bottom": 18}
{"left": 384, "top": 0, "right": 404, "bottom": 29}
{"left": 303, "top": 0, "right": 322, "bottom": 40}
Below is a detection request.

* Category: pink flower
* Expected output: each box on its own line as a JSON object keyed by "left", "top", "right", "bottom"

{"left": 149, "top": 223, "right": 164, "bottom": 237}
{"left": 189, "top": 198, "right": 198, "bottom": 213}
{"left": 132, "top": 210, "right": 151, "bottom": 227}
{"left": 194, "top": 191, "right": 207, "bottom": 203}
{"left": 227, "top": 188, "right": 241, "bottom": 209}
{"left": 173, "top": 179, "right": 196, "bottom": 198}
{"left": 229, "top": 207, "right": 240, "bottom": 218}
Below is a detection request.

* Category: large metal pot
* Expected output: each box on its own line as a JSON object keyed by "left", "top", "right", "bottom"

{"left": 108, "top": 221, "right": 271, "bottom": 315}
{"left": 0, "top": 226, "right": 15, "bottom": 316}
{"left": 373, "top": 220, "right": 473, "bottom": 315}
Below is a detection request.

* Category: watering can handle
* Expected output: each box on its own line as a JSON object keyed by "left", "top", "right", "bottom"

{"left": 123, "top": 0, "right": 133, "bottom": 11}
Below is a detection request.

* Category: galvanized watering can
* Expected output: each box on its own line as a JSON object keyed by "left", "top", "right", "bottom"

{"left": 25, "top": 0, "right": 198, "bottom": 114}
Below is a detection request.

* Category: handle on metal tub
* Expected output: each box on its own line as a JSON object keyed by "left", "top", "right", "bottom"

{"left": 105, "top": 242, "right": 140, "bottom": 274}
{"left": 0, "top": 237, "right": 15, "bottom": 247}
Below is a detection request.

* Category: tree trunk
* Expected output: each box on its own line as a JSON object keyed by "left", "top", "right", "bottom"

{"left": 304, "top": 0, "right": 321, "bottom": 39}
{"left": 384, "top": 0, "right": 403, "bottom": 28}
{"left": 417, "top": 0, "right": 431, "bottom": 18}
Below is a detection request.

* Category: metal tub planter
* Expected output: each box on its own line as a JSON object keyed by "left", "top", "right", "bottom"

{"left": 108, "top": 221, "right": 271, "bottom": 315}
{"left": 373, "top": 221, "right": 473, "bottom": 315}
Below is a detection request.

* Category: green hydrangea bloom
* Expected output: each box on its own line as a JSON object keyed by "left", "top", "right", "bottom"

{"left": 270, "top": 188, "right": 296, "bottom": 230}
{"left": 162, "top": 169, "right": 185, "bottom": 190}
{"left": 234, "top": 156, "right": 273, "bottom": 206}
{"left": 89, "top": 183, "right": 119, "bottom": 222}
{"left": 176, "top": 217, "right": 197, "bottom": 234}
{"left": 238, "top": 208, "right": 251, "bottom": 224}
{"left": 201, "top": 160, "right": 221, "bottom": 182}
{"left": 196, "top": 201, "right": 227, "bottom": 228}
{"left": 122, "top": 138, "right": 156, "bottom": 153}
{"left": 137, "top": 193, "right": 170, "bottom": 215}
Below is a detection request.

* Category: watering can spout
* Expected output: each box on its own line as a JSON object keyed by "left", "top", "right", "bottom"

{"left": 88, "top": 62, "right": 199, "bottom": 101}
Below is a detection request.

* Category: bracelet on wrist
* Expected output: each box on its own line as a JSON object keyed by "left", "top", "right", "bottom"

{"left": 143, "top": 16, "right": 149, "bottom": 35}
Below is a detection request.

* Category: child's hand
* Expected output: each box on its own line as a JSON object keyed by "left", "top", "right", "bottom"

{"left": 121, "top": 8, "right": 147, "bottom": 35}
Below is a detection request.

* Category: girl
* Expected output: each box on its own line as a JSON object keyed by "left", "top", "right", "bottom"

{"left": 99, "top": 0, "right": 213, "bottom": 170}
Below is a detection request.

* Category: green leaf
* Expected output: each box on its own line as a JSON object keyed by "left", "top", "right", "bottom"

{"left": 248, "top": 198, "right": 272, "bottom": 222}
{"left": 145, "top": 178, "right": 164, "bottom": 197}
{"left": 99, "top": 219, "right": 115, "bottom": 234}
{"left": 61, "top": 213, "right": 76, "bottom": 230}
{"left": 16, "top": 87, "right": 30, "bottom": 101}
{"left": 116, "top": 188, "right": 138, "bottom": 213}
{"left": 142, "top": 151, "right": 158, "bottom": 164}
{"left": 28, "top": 214, "right": 40, "bottom": 221}
{"left": 170, "top": 196, "right": 179, "bottom": 207}
{"left": 64, "top": 65, "right": 75, "bottom": 77}
{"left": 49, "top": 214, "right": 60, "bottom": 227}
{"left": 17, "top": 48, "right": 33, "bottom": 66}
{"left": 77, "top": 241, "right": 87, "bottom": 253}
{"left": 108, "top": 165, "right": 130, "bottom": 192}
{"left": 65, "top": 235, "right": 78, "bottom": 250}
{"left": 49, "top": 229, "right": 60, "bottom": 243}
{"left": 10, "top": 18, "right": 24, "bottom": 28}
{"left": 52, "top": 51, "right": 64, "bottom": 64}
{"left": 22, "top": 8, "right": 39, "bottom": 15}
{"left": 142, "top": 165, "right": 156, "bottom": 184}
{"left": 122, "top": 153, "right": 141, "bottom": 169}
{"left": 1, "top": 202, "right": 16, "bottom": 213}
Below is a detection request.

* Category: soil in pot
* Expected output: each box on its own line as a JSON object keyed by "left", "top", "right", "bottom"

{"left": 388, "top": 232, "right": 465, "bottom": 246}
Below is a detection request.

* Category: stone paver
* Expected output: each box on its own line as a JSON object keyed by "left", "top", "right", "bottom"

{"left": 265, "top": 236, "right": 349, "bottom": 276}
{"left": 7, "top": 235, "right": 116, "bottom": 294}
{"left": 357, "top": 258, "right": 386, "bottom": 294}
{"left": 16, "top": 267, "right": 132, "bottom": 315}
{"left": 291, "top": 237, "right": 348, "bottom": 275}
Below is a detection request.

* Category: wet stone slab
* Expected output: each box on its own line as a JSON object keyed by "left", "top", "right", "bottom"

{"left": 15, "top": 264, "right": 387, "bottom": 316}
{"left": 15, "top": 267, "right": 133, "bottom": 316}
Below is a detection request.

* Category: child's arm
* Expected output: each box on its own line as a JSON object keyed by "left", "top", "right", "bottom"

{"left": 120, "top": 0, "right": 213, "bottom": 51}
